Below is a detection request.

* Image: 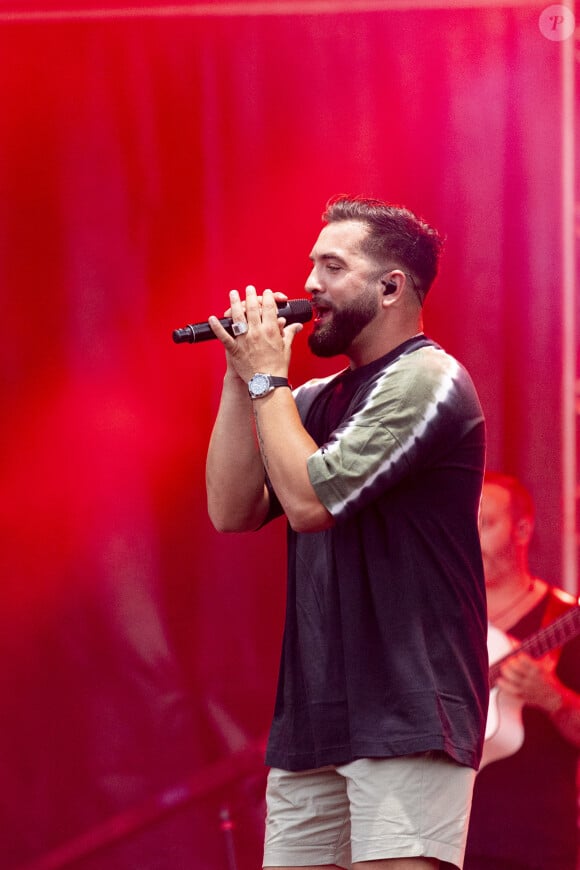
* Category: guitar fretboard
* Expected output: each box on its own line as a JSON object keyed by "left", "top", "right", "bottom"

{"left": 489, "top": 606, "right": 580, "bottom": 687}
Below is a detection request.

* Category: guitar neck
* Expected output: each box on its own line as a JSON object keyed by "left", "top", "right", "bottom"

{"left": 489, "top": 606, "right": 580, "bottom": 686}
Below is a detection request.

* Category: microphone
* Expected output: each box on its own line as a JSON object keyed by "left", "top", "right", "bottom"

{"left": 172, "top": 298, "right": 313, "bottom": 344}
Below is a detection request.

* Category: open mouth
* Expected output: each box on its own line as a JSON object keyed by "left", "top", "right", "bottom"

{"left": 312, "top": 301, "right": 333, "bottom": 326}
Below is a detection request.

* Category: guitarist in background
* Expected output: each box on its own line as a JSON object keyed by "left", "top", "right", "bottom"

{"left": 464, "top": 472, "right": 580, "bottom": 870}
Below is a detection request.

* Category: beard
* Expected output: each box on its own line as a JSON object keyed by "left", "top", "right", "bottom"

{"left": 308, "top": 290, "right": 380, "bottom": 358}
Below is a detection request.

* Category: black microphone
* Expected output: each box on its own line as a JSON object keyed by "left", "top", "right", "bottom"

{"left": 172, "top": 298, "right": 313, "bottom": 344}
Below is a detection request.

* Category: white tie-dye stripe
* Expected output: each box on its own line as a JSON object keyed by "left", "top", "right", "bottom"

{"left": 315, "top": 349, "right": 461, "bottom": 516}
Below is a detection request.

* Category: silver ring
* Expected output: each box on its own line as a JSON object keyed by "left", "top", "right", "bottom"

{"left": 231, "top": 321, "right": 248, "bottom": 337}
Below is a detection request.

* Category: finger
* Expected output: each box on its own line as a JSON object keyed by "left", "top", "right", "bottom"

{"left": 228, "top": 288, "right": 244, "bottom": 318}
{"left": 208, "top": 314, "right": 237, "bottom": 346}
{"left": 540, "top": 651, "right": 558, "bottom": 671}
{"left": 520, "top": 658, "right": 542, "bottom": 678}
{"left": 222, "top": 287, "right": 237, "bottom": 318}
{"left": 244, "top": 285, "right": 261, "bottom": 326}
{"left": 228, "top": 288, "right": 250, "bottom": 335}
{"left": 223, "top": 287, "right": 245, "bottom": 319}
{"left": 496, "top": 677, "right": 521, "bottom": 697}
{"left": 280, "top": 322, "right": 303, "bottom": 356}
{"left": 209, "top": 289, "right": 246, "bottom": 345}
{"left": 261, "top": 288, "right": 280, "bottom": 323}
{"left": 504, "top": 656, "right": 529, "bottom": 676}
{"left": 283, "top": 322, "right": 304, "bottom": 341}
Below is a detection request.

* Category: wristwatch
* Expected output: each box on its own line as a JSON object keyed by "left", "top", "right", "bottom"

{"left": 247, "top": 373, "right": 290, "bottom": 399}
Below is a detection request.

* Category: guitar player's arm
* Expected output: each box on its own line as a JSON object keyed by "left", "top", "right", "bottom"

{"left": 545, "top": 683, "right": 580, "bottom": 747}
{"left": 497, "top": 653, "right": 580, "bottom": 748}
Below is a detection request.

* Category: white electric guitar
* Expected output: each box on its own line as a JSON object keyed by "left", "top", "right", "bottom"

{"left": 480, "top": 604, "right": 580, "bottom": 770}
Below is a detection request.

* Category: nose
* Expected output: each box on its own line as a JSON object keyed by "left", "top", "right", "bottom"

{"left": 305, "top": 266, "right": 320, "bottom": 295}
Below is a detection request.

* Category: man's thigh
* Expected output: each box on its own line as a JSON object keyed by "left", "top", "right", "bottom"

{"left": 263, "top": 754, "right": 475, "bottom": 870}
{"left": 341, "top": 754, "right": 475, "bottom": 868}
{"left": 263, "top": 766, "right": 351, "bottom": 869}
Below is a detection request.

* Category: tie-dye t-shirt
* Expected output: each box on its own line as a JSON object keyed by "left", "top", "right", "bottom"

{"left": 265, "top": 335, "right": 488, "bottom": 772}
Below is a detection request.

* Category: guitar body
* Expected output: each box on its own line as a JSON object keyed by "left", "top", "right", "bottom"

{"left": 479, "top": 601, "right": 580, "bottom": 771}
{"left": 480, "top": 624, "right": 524, "bottom": 770}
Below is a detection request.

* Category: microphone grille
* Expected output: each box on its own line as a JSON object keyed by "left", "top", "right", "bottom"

{"left": 281, "top": 298, "right": 312, "bottom": 324}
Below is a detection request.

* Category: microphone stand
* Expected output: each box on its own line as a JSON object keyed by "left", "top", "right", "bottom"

{"left": 219, "top": 805, "right": 238, "bottom": 870}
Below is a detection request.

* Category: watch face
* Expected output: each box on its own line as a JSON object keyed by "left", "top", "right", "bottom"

{"left": 249, "top": 373, "right": 270, "bottom": 397}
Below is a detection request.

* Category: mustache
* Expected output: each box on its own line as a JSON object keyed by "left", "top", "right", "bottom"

{"left": 310, "top": 295, "right": 337, "bottom": 314}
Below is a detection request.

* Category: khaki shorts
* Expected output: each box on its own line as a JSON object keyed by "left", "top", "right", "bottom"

{"left": 263, "top": 753, "right": 476, "bottom": 869}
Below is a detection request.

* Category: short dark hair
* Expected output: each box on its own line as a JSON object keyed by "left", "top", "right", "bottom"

{"left": 484, "top": 471, "right": 535, "bottom": 524}
{"left": 322, "top": 194, "right": 444, "bottom": 301}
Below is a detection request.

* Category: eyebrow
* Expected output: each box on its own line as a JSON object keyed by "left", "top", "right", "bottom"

{"left": 309, "top": 251, "right": 348, "bottom": 264}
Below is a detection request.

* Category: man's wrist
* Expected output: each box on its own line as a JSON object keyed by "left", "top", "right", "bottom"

{"left": 248, "top": 373, "right": 291, "bottom": 400}
{"left": 549, "top": 688, "right": 579, "bottom": 722}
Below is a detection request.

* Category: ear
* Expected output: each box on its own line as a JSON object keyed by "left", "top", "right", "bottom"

{"left": 515, "top": 516, "right": 534, "bottom": 546}
{"left": 380, "top": 270, "right": 405, "bottom": 304}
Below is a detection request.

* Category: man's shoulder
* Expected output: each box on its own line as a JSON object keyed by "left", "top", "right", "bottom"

{"left": 550, "top": 586, "right": 578, "bottom": 607}
{"left": 378, "top": 341, "right": 479, "bottom": 404}
{"left": 543, "top": 586, "right": 580, "bottom": 670}
{"left": 545, "top": 585, "right": 579, "bottom": 620}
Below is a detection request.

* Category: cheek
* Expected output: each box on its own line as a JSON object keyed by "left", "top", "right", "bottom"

{"left": 481, "top": 528, "right": 510, "bottom": 558}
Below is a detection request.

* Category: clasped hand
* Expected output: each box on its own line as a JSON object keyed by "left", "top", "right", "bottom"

{"left": 208, "top": 285, "right": 304, "bottom": 384}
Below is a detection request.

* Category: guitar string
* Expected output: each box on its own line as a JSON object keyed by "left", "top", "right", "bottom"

{"left": 489, "top": 601, "right": 580, "bottom": 685}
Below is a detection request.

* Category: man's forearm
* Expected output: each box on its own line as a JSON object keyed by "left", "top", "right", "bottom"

{"left": 547, "top": 684, "right": 580, "bottom": 747}
{"left": 251, "top": 388, "right": 334, "bottom": 533}
{"left": 206, "top": 373, "right": 270, "bottom": 532}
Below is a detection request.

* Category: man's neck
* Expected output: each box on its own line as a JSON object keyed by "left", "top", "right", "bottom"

{"left": 487, "top": 571, "right": 547, "bottom": 631}
{"left": 348, "top": 321, "right": 423, "bottom": 369}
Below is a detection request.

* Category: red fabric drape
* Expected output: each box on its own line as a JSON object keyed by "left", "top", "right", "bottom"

{"left": 0, "top": 5, "right": 572, "bottom": 868}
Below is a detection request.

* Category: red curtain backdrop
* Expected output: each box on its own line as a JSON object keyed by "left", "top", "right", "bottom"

{"left": 0, "top": 3, "right": 574, "bottom": 868}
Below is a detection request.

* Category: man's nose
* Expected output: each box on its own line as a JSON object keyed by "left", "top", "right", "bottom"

{"left": 305, "top": 268, "right": 320, "bottom": 295}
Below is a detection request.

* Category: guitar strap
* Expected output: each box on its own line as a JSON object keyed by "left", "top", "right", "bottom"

{"left": 538, "top": 586, "right": 578, "bottom": 661}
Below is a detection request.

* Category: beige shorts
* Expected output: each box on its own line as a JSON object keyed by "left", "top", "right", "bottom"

{"left": 263, "top": 753, "right": 476, "bottom": 869}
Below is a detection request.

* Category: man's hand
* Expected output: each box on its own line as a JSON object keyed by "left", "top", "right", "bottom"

{"left": 208, "top": 286, "right": 304, "bottom": 384}
{"left": 498, "top": 651, "right": 562, "bottom": 713}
